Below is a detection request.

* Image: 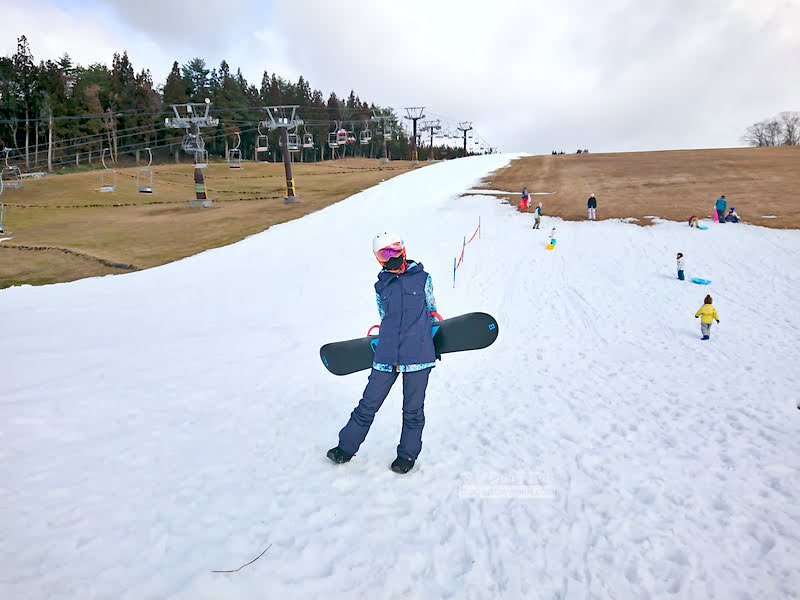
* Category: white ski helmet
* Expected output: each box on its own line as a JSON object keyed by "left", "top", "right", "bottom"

{"left": 372, "top": 232, "right": 404, "bottom": 260}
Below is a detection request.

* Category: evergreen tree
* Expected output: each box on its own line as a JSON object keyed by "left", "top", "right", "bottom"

{"left": 162, "top": 61, "right": 186, "bottom": 106}
{"left": 181, "top": 58, "right": 210, "bottom": 101}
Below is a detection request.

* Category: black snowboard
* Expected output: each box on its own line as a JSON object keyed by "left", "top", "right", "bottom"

{"left": 320, "top": 312, "right": 499, "bottom": 376}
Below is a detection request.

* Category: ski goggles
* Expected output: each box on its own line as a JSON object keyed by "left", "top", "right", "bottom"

{"left": 375, "top": 243, "right": 404, "bottom": 262}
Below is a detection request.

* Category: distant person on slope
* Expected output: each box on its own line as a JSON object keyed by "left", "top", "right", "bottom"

{"left": 587, "top": 193, "right": 597, "bottom": 220}
{"left": 715, "top": 195, "right": 727, "bottom": 223}
{"left": 689, "top": 215, "right": 700, "bottom": 228}
{"left": 725, "top": 207, "right": 740, "bottom": 223}
{"left": 327, "top": 232, "right": 438, "bottom": 475}
{"left": 533, "top": 202, "right": 543, "bottom": 229}
{"left": 695, "top": 294, "right": 720, "bottom": 340}
{"left": 520, "top": 187, "right": 530, "bottom": 211}
{"left": 676, "top": 252, "right": 685, "bottom": 280}
{"left": 549, "top": 226, "right": 557, "bottom": 245}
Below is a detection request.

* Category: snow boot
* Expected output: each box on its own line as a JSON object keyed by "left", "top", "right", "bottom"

{"left": 391, "top": 456, "right": 415, "bottom": 474}
{"left": 327, "top": 446, "right": 353, "bottom": 463}
{"left": 701, "top": 335, "right": 710, "bottom": 340}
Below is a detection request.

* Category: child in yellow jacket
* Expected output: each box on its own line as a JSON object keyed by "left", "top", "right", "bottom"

{"left": 695, "top": 294, "right": 720, "bottom": 340}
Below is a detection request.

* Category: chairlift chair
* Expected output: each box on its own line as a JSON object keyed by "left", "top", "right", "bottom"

{"left": 98, "top": 148, "right": 116, "bottom": 192}
{"left": 328, "top": 131, "right": 340, "bottom": 148}
{"left": 255, "top": 136, "right": 269, "bottom": 161}
{"left": 255, "top": 123, "right": 270, "bottom": 161}
{"left": 302, "top": 132, "right": 314, "bottom": 149}
{"left": 346, "top": 130, "right": 356, "bottom": 144}
{"left": 136, "top": 147, "right": 154, "bottom": 193}
{"left": 194, "top": 148, "right": 209, "bottom": 168}
{"left": 228, "top": 132, "right": 242, "bottom": 168}
{"left": 286, "top": 132, "right": 300, "bottom": 153}
{"left": 181, "top": 132, "right": 204, "bottom": 152}
{"left": 336, "top": 128, "right": 348, "bottom": 145}
{"left": 360, "top": 128, "right": 372, "bottom": 145}
{"left": 1, "top": 149, "right": 23, "bottom": 190}
{"left": 228, "top": 147, "right": 242, "bottom": 167}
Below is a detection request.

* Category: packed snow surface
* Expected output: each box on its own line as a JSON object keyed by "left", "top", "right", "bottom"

{"left": 2, "top": 154, "right": 799, "bottom": 599}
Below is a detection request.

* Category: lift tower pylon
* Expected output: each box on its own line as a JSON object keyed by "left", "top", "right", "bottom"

{"left": 421, "top": 119, "right": 441, "bottom": 161}
{"left": 165, "top": 99, "right": 219, "bottom": 207}
{"left": 457, "top": 121, "right": 473, "bottom": 157}
{"left": 261, "top": 105, "right": 304, "bottom": 203}
{"left": 403, "top": 107, "right": 425, "bottom": 164}
{"left": 371, "top": 109, "right": 393, "bottom": 164}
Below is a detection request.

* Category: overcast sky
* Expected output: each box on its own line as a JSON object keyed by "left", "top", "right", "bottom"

{"left": 5, "top": 0, "right": 799, "bottom": 154}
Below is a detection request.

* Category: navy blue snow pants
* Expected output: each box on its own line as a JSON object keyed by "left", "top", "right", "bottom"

{"left": 338, "top": 367, "right": 431, "bottom": 460}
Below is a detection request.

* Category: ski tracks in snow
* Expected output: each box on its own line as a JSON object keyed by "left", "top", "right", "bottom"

{"left": 2, "top": 156, "right": 800, "bottom": 600}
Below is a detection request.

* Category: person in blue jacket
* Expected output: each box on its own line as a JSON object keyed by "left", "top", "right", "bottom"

{"left": 715, "top": 195, "right": 727, "bottom": 223}
{"left": 328, "top": 232, "right": 438, "bottom": 474}
{"left": 587, "top": 193, "right": 597, "bottom": 220}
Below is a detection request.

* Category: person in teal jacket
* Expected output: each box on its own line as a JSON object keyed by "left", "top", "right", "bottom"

{"left": 715, "top": 195, "right": 727, "bottom": 223}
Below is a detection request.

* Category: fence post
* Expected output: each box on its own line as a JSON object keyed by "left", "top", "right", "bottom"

{"left": 453, "top": 257, "right": 456, "bottom": 288}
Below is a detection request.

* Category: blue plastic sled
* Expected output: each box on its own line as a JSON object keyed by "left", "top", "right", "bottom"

{"left": 691, "top": 277, "right": 711, "bottom": 285}
{"left": 698, "top": 225, "right": 709, "bottom": 230}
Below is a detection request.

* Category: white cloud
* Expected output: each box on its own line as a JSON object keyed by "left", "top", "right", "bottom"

{"left": 6, "top": 0, "right": 800, "bottom": 154}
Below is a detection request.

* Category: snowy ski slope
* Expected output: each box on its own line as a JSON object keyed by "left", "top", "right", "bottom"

{"left": 1, "top": 154, "right": 799, "bottom": 599}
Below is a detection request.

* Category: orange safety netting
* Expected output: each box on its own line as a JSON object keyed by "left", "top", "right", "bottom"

{"left": 455, "top": 223, "right": 480, "bottom": 270}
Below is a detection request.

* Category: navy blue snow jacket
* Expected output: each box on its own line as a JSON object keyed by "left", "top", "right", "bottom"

{"left": 373, "top": 261, "right": 436, "bottom": 369}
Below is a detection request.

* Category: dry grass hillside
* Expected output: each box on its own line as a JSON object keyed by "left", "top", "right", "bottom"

{"left": 2, "top": 147, "right": 798, "bottom": 288}
{"left": 0, "top": 158, "right": 418, "bottom": 287}
{"left": 478, "top": 146, "right": 800, "bottom": 228}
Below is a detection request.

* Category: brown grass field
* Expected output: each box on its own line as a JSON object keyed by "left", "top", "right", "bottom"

{"left": 1, "top": 147, "right": 798, "bottom": 288}
{"left": 0, "top": 158, "right": 419, "bottom": 287}
{"left": 477, "top": 146, "right": 800, "bottom": 228}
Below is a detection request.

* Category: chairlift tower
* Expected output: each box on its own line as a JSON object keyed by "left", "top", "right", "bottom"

{"left": 457, "top": 121, "right": 473, "bottom": 157}
{"left": 371, "top": 109, "right": 393, "bottom": 163}
{"left": 421, "top": 119, "right": 441, "bottom": 160}
{"left": 403, "top": 107, "right": 425, "bottom": 164}
{"left": 165, "top": 99, "right": 219, "bottom": 207}
{"left": 261, "top": 105, "right": 304, "bottom": 203}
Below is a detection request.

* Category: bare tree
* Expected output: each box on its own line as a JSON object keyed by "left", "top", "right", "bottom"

{"left": 743, "top": 111, "right": 800, "bottom": 147}
{"left": 742, "top": 121, "right": 769, "bottom": 147}
{"left": 779, "top": 111, "right": 800, "bottom": 146}
{"left": 764, "top": 119, "right": 783, "bottom": 146}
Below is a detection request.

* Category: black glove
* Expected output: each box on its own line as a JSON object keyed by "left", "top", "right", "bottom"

{"left": 435, "top": 352, "right": 442, "bottom": 361}
{"left": 716, "top": 320, "right": 720, "bottom": 323}
{"left": 695, "top": 316, "right": 699, "bottom": 318}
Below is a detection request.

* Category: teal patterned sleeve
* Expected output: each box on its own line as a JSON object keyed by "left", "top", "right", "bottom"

{"left": 376, "top": 292, "right": 385, "bottom": 319}
{"left": 425, "top": 274, "right": 437, "bottom": 317}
